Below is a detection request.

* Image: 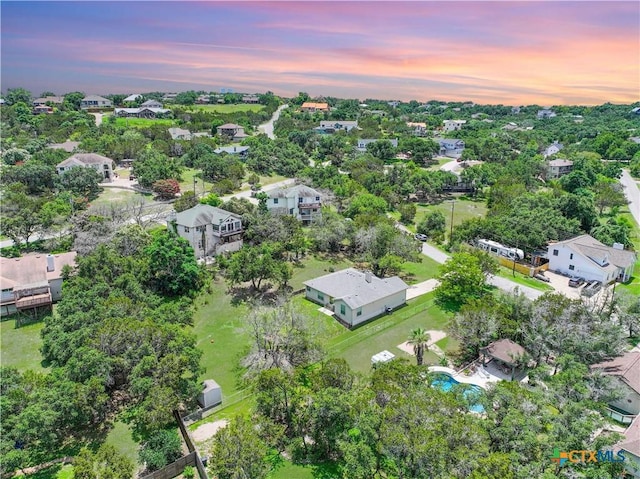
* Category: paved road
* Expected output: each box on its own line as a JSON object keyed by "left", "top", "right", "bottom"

{"left": 257, "top": 104, "right": 288, "bottom": 139}
{"left": 620, "top": 169, "right": 640, "bottom": 226}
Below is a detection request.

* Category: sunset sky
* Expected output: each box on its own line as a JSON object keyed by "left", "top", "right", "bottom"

{"left": 1, "top": 1, "right": 639, "bottom": 105}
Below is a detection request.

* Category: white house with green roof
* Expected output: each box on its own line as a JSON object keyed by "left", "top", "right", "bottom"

{"left": 169, "top": 204, "right": 243, "bottom": 258}
{"left": 303, "top": 268, "right": 408, "bottom": 327}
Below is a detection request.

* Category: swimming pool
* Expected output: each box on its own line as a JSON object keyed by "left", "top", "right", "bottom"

{"left": 431, "top": 373, "right": 485, "bottom": 413}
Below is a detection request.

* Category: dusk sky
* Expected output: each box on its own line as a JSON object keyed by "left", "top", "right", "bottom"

{"left": 1, "top": 1, "right": 639, "bottom": 105}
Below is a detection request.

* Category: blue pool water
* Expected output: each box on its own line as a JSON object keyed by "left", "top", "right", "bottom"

{"left": 431, "top": 373, "right": 485, "bottom": 413}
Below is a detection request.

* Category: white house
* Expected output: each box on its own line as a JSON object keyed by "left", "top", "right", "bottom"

{"left": 114, "top": 107, "right": 171, "bottom": 118}
{"left": 547, "top": 159, "right": 573, "bottom": 179}
{"left": 216, "top": 123, "right": 248, "bottom": 141}
{"left": 303, "top": 268, "right": 408, "bottom": 328}
{"left": 214, "top": 145, "right": 250, "bottom": 158}
{"left": 266, "top": 185, "right": 322, "bottom": 225}
{"left": 356, "top": 138, "right": 398, "bottom": 152}
{"left": 442, "top": 119, "right": 466, "bottom": 132}
{"left": 537, "top": 109, "right": 556, "bottom": 119}
{"left": 123, "top": 94, "right": 143, "bottom": 102}
{"left": 406, "top": 122, "right": 428, "bottom": 136}
{"left": 80, "top": 95, "right": 112, "bottom": 109}
{"left": 169, "top": 204, "right": 243, "bottom": 258}
{"left": 168, "top": 127, "right": 193, "bottom": 140}
{"left": 0, "top": 252, "right": 77, "bottom": 316}
{"left": 56, "top": 153, "right": 114, "bottom": 182}
{"left": 618, "top": 416, "right": 640, "bottom": 478}
{"left": 543, "top": 141, "right": 564, "bottom": 158}
{"left": 547, "top": 234, "right": 637, "bottom": 283}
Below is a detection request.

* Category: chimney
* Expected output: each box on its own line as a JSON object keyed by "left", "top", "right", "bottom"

{"left": 612, "top": 242, "right": 624, "bottom": 250}
{"left": 365, "top": 271, "right": 372, "bottom": 283}
{"left": 46, "top": 254, "right": 55, "bottom": 272}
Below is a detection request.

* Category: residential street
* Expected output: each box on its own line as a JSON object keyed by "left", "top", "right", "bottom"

{"left": 257, "top": 104, "right": 288, "bottom": 139}
{"left": 620, "top": 169, "right": 640, "bottom": 226}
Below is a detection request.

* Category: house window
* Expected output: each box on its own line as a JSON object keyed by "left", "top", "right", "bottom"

{"left": 104, "top": 164, "right": 109, "bottom": 170}
{"left": 569, "top": 265, "right": 575, "bottom": 271}
{"left": 306, "top": 286, "right": 310, "bottom": 292}
{"left": 196, "top": 225, "right": 206, "bottom": 232}
{"left": 317, "top": 293, "right": 324, "bottom": 301}
{"left": 570, "top": 253, "right": 573, "bottom": 260}
{"left": 315, "top": 196, "right": 320, "bottom": 201}
{"left": 553, "top": 249, "right": 558, "bottom": 256}
{"left": 290, "top": 208, "right": 294, "bottom": 214}
{"left": 184, "top": 227, "right": 190, "bottom": 233}
{"left": 212, "top": 223, "right": 219, "bottom": 231}
{"left": 197, "top": 241, "right": 203, "bottom": 249}
{"left": 298, "top": 197, "right": 303, "bottom": 203}
{"left": 340, "top": 304, "right": 346, "bottom": 315}
{"left": 273, "top": 198, "right": 278, "bottom": 204}
{"left": 221, "top": 224, "right": 227, "bottom": 232}
{"left": 356, "top": 308, "right": 362, "bottom": 317}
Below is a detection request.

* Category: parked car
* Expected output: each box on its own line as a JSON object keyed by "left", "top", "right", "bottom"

{"left": 534, "top": 273, "right": 551, "bottom": 283}
{"left": 581, "top": 281, "right": 602, "bottom": 296}
{"left": 568, "top": 277, "right": 585, "bottom": 288}
{"left": 414, "top": 233, "right": 428, "bottom": 242}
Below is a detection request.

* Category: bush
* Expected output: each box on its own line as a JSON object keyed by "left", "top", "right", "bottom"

{"left": 152, "top": 179, "right": 180, "bottom": 200}
{"left": 139, "top": 429, "right": 183, "bottom": 472}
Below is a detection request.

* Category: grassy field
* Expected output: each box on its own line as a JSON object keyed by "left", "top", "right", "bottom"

{"left": 399, "top": 255, "right": 441, "bottom": 284}
{"left": 24, "top": 464, "right": 73, "bottom": 479}
{"left": 182, "top": 104, "right": 265, "bottom": 113}
{"left": 1, "top": 318, "right": 46, "bottom": 372}
{"left": 288, "top": 255, "right": 354, "bottom": 291}
{"left": 103, "top": 421, "right": 140, "bottom": 468}
{"left": 427, "top": 157, "right": 455, "bottom": 171}
{"left": 415, "top": 196, "right": 487, "bottom": 236}
{"left": 91, "top": 188, "right": 153, "bottom": 207}
{"left": 617, "top": 203, "right": 640, "bottom": 296}
{"left": 111, "top": 116, "right": 175, "bottom": 128}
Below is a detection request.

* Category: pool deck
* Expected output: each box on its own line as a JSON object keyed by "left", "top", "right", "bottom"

{"left": 428, "top": 363, "right": 527, "bottom": 390}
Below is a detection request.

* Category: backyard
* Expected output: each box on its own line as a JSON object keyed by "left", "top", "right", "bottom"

{"left": 1, "top": 317, "right": 47, "bottom": 372}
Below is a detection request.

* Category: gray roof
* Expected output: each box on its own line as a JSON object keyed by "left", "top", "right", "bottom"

{"left": 304, "top": 268, "right": 408, "bottom": 309}
{"left": 592, "top": 351, "right": 640, "bottom": 396}
{"left": 268, "top": 184, "right": 321, "bottom": 199}
{"left": 141, "top": 99, "right": 162, "bottom": 106}
{"left": 57, "top": 153, "right": 112, "bottom": 167}
{"left": 48, "top": 140, "right": 80, "bottom": 152}
{"left": 551, "top": 234, "right": 636, "bottom": 269}
{"left": 214, "top": 146, "right": 250, "bottom": 154}
{"left": 82, "top": 95, "right": 110, "bottom": 102}
{"left": 168, "top": 127, "right": 192, "bottom": 140}
{"left": 548, "top": 159, "right": 573, "bottom": 167}
{"left": 174, "top": 204, "right": 241, "bottom": 228}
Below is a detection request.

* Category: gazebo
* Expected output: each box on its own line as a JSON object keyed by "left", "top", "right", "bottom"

{"left": 480, "top": 339, "right": 529, "bottom": 380}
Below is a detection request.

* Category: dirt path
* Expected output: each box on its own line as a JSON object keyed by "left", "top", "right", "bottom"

{"left": 192, "top": 419, "right": 229, "bottom": 442}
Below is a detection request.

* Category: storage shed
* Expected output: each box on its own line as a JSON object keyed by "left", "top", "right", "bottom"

{"left": 198, "top": 379, "right": 222, "bottom": 409}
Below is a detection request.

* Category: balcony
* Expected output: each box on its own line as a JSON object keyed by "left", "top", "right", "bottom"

{"left": 16, "top": 292, "right": 52, "bottom": 309}
{"left": 298, "top": 202, "right": 321, "bottom": 209}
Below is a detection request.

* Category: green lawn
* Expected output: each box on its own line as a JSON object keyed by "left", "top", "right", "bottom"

{"left": 103, "top": 421, "right": 140, "bottom": 469}
{"left": 111, "top": 116, "right": 175, "bottom": 128}
{"left": 182, "top": 104, "right": 265, "bottom": 113}
{"left": 1, "top": 318, "right": 46, "bottom": 372}
{"left": 414, "top": 196, "right": 487, "bottom": 235}
{"left": 399, "top": 255, "right": 441, "bottom": 284}
{"left": 494, "top": 265, "right": 554, "bottom": 292}
{"left": 288, "top": 254, "right": 354, "bottom": 291}
{"left": 24, "top": 464, "right": 73, "bottom": 479}
{"left": 90, "top": 188, "right": 153, "bottom": 207}
{"left": 427, "top": 157, "right": 454, "bottom": 171}
{"left": 616, "top": 204, "right": 640, "bottom": 296}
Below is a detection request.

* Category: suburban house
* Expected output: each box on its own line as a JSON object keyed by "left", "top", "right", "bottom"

{"left": 436, "top": 138, "right": 465, "bottom": 157}
{"left": 537, "top": 108, "right": 556, "bottom": 119}
{"left": 141, "top": 99, "right": 163, "bottom": 108}
{"left": 123, "top": 94, "right": 143, "bottom": 103}
{"left": 592, "top": 351, "right": 640, "bottom": 420}
{"left": 315, "top": 120, "right": 358, "bottom": 134}
{"left": 547, "top": 159, "right": 574, "bottom": 179}
{"left": 617, "top": 416, "right": 640, "bottom": 478}
{"left": 266, "top": 184, "right": 322, "bottom": 225}
{"left": 0, "top": 252, "right": 77, "bottom": 316}
{"left": 543, "top": 140, "right": 564, "bottom": 158}
{"left": 33, "top": 105, "right": 53, "bottom": 114}
{"left": 547, "top": 234, "right": 637, "bottom": 283}
{"left": 242, "top": 94, "right": 260, "bottom": 104}
{"left": 442, "top": 119, "right": 466, "bottom": 132}
{"left": 217, "top": 123, "right": 248, "bottom": 141}
{"left": 301, "top": 102, "right": 330, "bottom": 113}
{"left": 169, "top": 204, "right": 243, "bottom": 258}
{"left": 33, "top": 96, "right": 64, "bottom": 106}
{"left": 406, "top": 122, "right": 428, "bottom": 136}
{"left": 80, "top": 95, "right": 112, "bottom": 109}
{"left": 163, "top": 93, "right": 178, "bottom": 102}
{"left": 114, "top": 107, "right": 172, "bottom": 118}
{"left": 303, "top": 268, "right": 409, "bottom": 328}
{"left": 214, "top": 145, "right": 250, "bottom": 158}
{"left": 56, "top": 153, "right": 114, "bottom": 182}
{"left": 168, "top": 127, "right": 193, "bottom": 140}
{"left": 48, "top": 140, "right": 80, "bottom": 153}
{"left": 356, "top": 138, "right": 398, "bottom": 152}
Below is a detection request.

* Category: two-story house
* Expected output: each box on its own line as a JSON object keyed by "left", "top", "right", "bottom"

{"left": 1, "top": 252, "right": 77, "bottom": 317}
{"left": 141, "top": 99, "right": 163, "bottom": 108}
{"left": 216, "top": 123, "right": 248, "bottom": 141}
{"left": 242, "top": 95, "right": 260, "bottom": 104}
{"left": 169, "top": 204, "right": 243, "bottom": 258}
{"left": 442, "top": 119, "right": 466, "bottom": 132}
{"left": 266, "top": 185, "right": 322, "bottom": 225}
{"left": 406, "top": 122, "right": 428, "bottom": 136}
{"left": 543, "top": 141, "right": 564, "bottom": 158}
{"left": 547, "top": 234, "right": 636, "bottom": 284}
{"left": 315, "top": 120, "right": 358, "bottom": 134}
{"left": 33, "top": 96, "right": 64, "bottom": 107}
{"left": 537, "top": 109, "right": 556, "bottom": 119}
{"left": 114, "top": 107, "right": 171, "bottom": 118}
{"left": 547, "top": 159, "right": 573, "bottom": 179}
{"left": 80, "top": 95, "right": 112, "bottom": 110}
{"left": 56, "top": 153, "right": 114, "bottom": 182}
{"left": 213, "top": 145, "right": 250, "bottom": 158}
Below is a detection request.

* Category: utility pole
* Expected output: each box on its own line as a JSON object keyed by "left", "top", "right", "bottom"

{"left": 449, "top": 200, "right": 455, "bottom": 242}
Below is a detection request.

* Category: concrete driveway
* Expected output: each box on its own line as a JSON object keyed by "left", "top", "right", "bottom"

{"left": 542, "top": 270, "right": 582, "bottom": 299}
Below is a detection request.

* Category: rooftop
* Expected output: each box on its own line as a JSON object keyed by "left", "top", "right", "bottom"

{"left": 268, "top": 184, "right": 321, "bottom": 199}
{"left": 57, "top": 153, "right": 112, "bottom": 167}
{"left": 592, "top": 351, "right": 640, "bottom": 396}
{"left": 174, "top": 204, "right": 241, "bottom": 228}
{"left": 0, "top": 252, "right": 77, "bottom": 291}
{"left": 481, "top": 339, "right": 528, "bottom": 366}
{"left": 304, "top": 268, "right": 408, "bottom": 309}
{"left": 550, "top": 234, "right": 636, "bottom": 269}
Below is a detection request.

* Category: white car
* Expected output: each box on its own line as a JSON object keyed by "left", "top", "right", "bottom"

{"left": 414, "top": 233, "right": 428, "bottom": 242}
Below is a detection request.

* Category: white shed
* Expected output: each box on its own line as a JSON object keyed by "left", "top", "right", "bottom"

{"left": 371, "top": 350, "right": 395, "bottom": 365}
{"left": 198, "top": 379, "right": 222, "bottom": 409}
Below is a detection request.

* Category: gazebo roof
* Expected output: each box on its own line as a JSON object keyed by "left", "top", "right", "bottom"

{"left": 481, "top": 339, "right": 527, "bottom": 366}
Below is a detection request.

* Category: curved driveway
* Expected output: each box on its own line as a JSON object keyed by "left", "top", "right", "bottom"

{"left": 620, "top": 170, "right": 640, "bottom": 226}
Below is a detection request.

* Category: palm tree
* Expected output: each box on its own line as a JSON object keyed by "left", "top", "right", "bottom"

{"left": 408, "top": 328, "right": 431, "bottom": 366}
